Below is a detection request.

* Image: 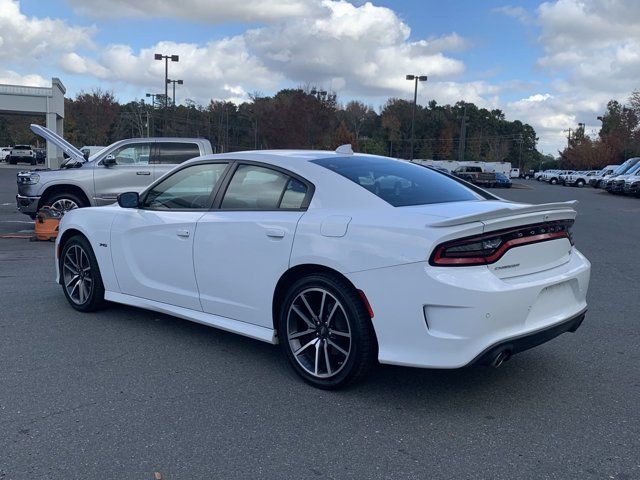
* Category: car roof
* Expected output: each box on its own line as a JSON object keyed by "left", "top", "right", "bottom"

{"left": 190, "top": 149, "right": 392, "bottom": 170}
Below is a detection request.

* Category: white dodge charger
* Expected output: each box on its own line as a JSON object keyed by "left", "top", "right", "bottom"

{"left": 55, "top": 148, "right": 591, "bottom": 389}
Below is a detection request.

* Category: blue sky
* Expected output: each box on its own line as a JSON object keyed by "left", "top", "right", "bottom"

{"left": 3, "top": 0, "right": 639, "bottom": 153}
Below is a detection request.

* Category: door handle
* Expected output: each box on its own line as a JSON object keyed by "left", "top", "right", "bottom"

{"left": 265, "top": 228, "right": 285, "bottom": 238}
{"left": 177, "top": 229, "right": 190, "bottom": 238}
{"left": 136, "top": 171, "right": 151, "bottom": 175}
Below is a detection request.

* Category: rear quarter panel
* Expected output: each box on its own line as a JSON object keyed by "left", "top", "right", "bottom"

{"left": 290, "top": 208, "right": 484, "bottom": 273}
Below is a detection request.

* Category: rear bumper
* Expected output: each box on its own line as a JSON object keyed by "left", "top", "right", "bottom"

{"left": 471, "top": 309, "right": 586, "bottom": 366}
{"left": 16, "top": 194, "right": 40, "bottom": 214}
{"left": 346, "top": 247, "right": 591, "bottom": 369}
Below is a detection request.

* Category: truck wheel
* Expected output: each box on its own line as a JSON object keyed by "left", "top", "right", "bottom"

{"left": 576, "top": 179, "right": 585, "bottom": 187}
{"left": 8, "top": 157, "right": 16, "bottom": 165}
{"left": 44, "top": 192, "right": 87, "bottom": 213}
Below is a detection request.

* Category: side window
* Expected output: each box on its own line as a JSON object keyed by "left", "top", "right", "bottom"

{"left": 156, "top": 142, "right": 201, "bottom": 164}
{"left": 220, "top": 164, "right": 308, "bottom": 210}
{"left": 108, "top": 143, "right": 151, "bottom": 165}
{"left": 280, "top": 178, "right": 308, "bottom": 209}
{"left": 142, "top": 163, "right": 228, "bottom": 210}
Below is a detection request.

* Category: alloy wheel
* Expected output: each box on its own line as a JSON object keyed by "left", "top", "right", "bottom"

{"left": 51, "top": 198, "right": 79, "bottom": 213}
{"left": 62, "top": 244, "right": 93, "bottom": 305}
{"left": 286, "top": 288, "right": 352, "bottom": 378}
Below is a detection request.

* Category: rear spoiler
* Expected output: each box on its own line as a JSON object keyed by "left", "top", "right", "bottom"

{"left": 429, "top": 201, "right": 578, "bottom": 227}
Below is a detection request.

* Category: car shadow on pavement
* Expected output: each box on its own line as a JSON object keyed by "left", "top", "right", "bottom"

{"left": 100, "top": 302, "right": 572, "bottom": 410}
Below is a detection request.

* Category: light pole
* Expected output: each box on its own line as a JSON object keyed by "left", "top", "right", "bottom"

{"left": 154, "top": 53, "right": 179, "bottom": 108}
{"left": 405, "top": 74, "right": 427, "bottom": 161}
{"left": 145, "top": 92, "right": 164, "bottom": 108}
{"left": 167, "top": 79, "right": 183, "bottom": 106}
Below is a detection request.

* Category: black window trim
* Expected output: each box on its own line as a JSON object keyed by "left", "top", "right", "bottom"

{"left": 139, "top": 159, "right": 234, "bottom": 212}
{"left": 137, "top": 159, "right": 315, "bottom": 213}
{"left": 212, "top": 160, "right": 315, "bottom": 212}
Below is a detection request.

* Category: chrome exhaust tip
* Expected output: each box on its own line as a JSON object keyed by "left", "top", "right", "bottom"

{"left": 490, "top": 349, "right": 512, "bottom": 368}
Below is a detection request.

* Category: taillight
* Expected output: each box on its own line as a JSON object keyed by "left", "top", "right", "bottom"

{"left": 430, "top": 220, "right": 574, "bottom": 267}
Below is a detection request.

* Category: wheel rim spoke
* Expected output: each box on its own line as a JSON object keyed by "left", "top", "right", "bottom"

{"left": 314, "top": 341, "right": 320, "bottom": 376}
{"left": 330, "top": 329, "right": 350, "bottom": 338}
{"left": 65, "top": 274, "right": 80, "bottom": 288}
{"left": 318, "top": 291, "right": 326, "bottom": 320}
{"left": 291, "top": 305, "right": 315, "bottom": 329}
{"left": 288, "top": 328, "right": 314, "bottom": 340}
{"left": 325, "top": 302, "right": 339, "bottom": 327}
{"left": 287, "top": 287, "right": 351, "bottom": 379}
{"left": 328, "top": 339, "right": 348, "bottom": 356}
{"left": 294, "top": 337, "right": 318, "bottom": 356}
{"left": 300, "top": 293, "right": 316, "bottom": 319}
{"left": 323, "top": 340, "right": 332, "bottom": 375}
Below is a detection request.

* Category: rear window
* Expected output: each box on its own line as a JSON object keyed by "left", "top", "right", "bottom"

{"left": 14, "top": 145, "right": 31, "bottom": 150}
{"left": 155, "top": 142, "right": 201, "bottom": 164}
{"left": 312, "top": 156, "right": 484, "bottom": 207}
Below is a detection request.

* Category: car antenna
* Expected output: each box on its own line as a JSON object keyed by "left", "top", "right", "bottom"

{"left": 335, "top": 144, "right": 353, "bottom": 155}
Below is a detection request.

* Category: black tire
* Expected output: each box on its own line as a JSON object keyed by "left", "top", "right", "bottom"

{"left": 8, "top": 157, "right": 16, "bottom": 165}
{"left": 550, "top": 178, "right": 558, "bottom": 185}
{"left": 60, "top": 235, "right": 105, "bottom": 312}
{"left": 278, "top": 273, "right": 377, "bottom": 389}
{"left": 576, "top": 180, "right": 585, "bottom": 187}
{"left": 43, "top": 191, "right": 87, "bottom": 212}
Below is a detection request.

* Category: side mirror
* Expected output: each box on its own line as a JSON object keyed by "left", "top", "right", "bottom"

{"left": 83, "top": 151, "right": 90, "bottom": 160}
{"left": 103, "top": 154, "right": 116, "bottom": 166}
{"left": 117, "top": 192, "right": 139, "bottom": 209}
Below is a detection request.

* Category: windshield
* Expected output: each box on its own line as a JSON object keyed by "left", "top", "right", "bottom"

{"left": 613, "top": 158, "right": 640, "bottom": 175}
{"left": 623, "top": 163, "right": 640, "bottom": 175}
{"left": 312, "top": 156, "right": 485, "bottom": 207}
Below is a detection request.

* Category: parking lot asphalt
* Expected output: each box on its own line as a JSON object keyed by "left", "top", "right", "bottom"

{"left": 0, "top": 166, "right": 638, "bottom": 480}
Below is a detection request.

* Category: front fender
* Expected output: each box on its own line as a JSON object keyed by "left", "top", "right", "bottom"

{"left": 56, "top": 207, "right": 120, "bottom": 292}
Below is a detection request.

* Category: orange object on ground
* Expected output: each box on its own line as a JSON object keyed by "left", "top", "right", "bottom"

{"left": 34, "top": 206, "right": 62, "bottom": 241}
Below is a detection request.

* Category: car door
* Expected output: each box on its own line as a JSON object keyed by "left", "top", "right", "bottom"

{"left": 194, "top": 162, "right": 313, "bottom": 327}
{"left": 153, "top": 141, "right": 203, "bottom": 181}
{"left": 110, "top": 161, "right": 231, "bottom": 310}
{"left": 93, "top": 141, "right": 155, "bottom": 205}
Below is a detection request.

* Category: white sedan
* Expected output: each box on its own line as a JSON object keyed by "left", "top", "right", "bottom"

{"left": 55, "top": 148, "right": 591, "bottom": 389}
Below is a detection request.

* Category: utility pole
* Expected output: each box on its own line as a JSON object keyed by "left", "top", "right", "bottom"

{"left": 518, "top": 134, "right": 523, "bottom": 170}
{"left": 564, "top": 128, "right": 572, "bottom": 148}
{"left": 457, "top": 104, "right": 468, "bottom": 161}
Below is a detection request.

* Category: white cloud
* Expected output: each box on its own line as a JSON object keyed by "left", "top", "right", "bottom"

{"left": 0, "top": 70, "right": 49, "bottom": 87}
{"left": 520, "top": 0, "right": 640, "bottom": 152}
{"left": 0, "top": 0, "right": 94, "bottom": 62}
{"left": 60, "top": 37, "right": 281, "bottom": 103}
{"left": 65, "top": 0, "right": 323, "bottom": 23}
{"left": 494, "top": 5, "right": 531, "bottom": 24}
{"left": 245, "top": 0, "right": 465, "bottom": 97}
{"left": 58, "top": 0, "right": 470, "bottom": 106}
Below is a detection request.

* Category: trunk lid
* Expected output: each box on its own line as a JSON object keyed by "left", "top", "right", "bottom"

{"left": 30, "top": 124, "right": 85, "bottom": 165}
{"left": 406, "top": 200, "right": 578, "bottom": 279}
